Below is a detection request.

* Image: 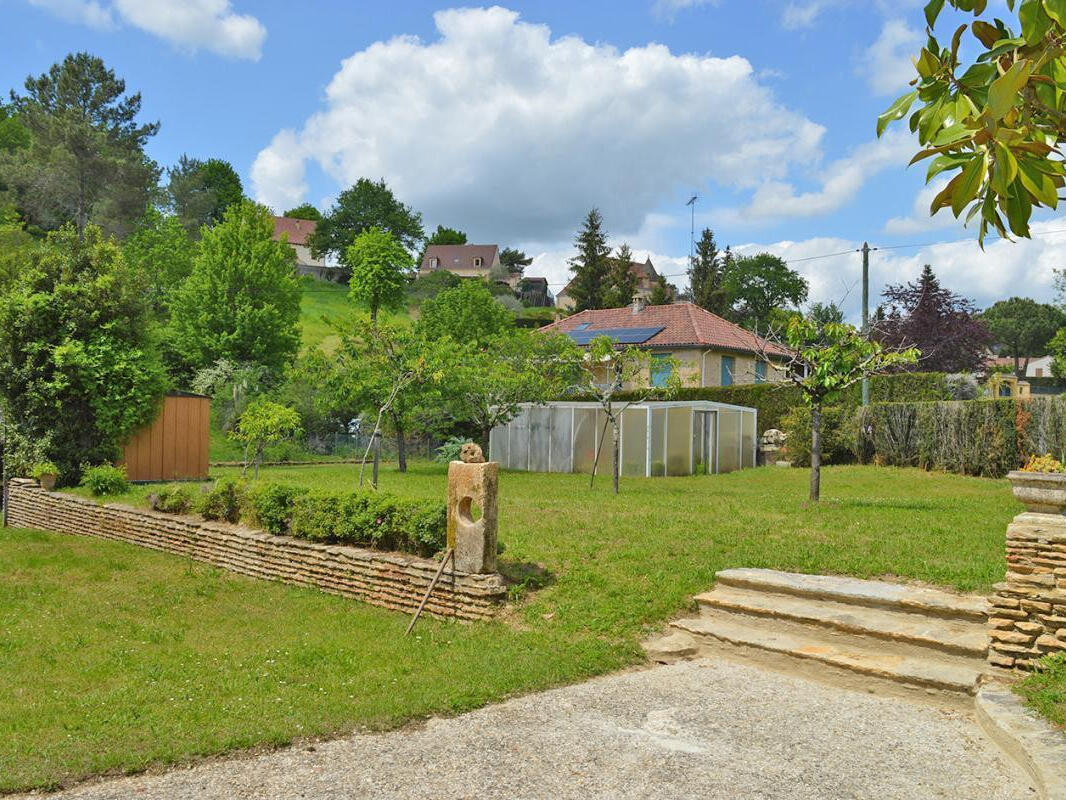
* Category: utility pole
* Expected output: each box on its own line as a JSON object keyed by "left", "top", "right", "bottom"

{"left": 861, "top": 241, "right": 873, "bottom": 406}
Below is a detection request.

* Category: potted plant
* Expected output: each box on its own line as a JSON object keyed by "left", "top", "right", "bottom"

{"left": 30, "top": 461, "right": 60, "bottom": 491}
{"left": 1008, "top": 454, "right": 1066, "bottom": 514}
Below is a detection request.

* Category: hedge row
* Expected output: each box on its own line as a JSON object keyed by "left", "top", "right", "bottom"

{"left": 855, "top": 395, "right": 1066, "bottom": 478}
{"left": 150, "top": 479, "right": 447, "bottom": 557}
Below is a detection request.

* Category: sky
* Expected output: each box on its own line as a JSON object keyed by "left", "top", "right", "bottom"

{"left": 4, "top": 0, "right": 1064, "bottom": 318}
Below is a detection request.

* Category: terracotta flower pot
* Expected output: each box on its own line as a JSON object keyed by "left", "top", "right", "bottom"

{"left": 37, "top": 473, "right": 57, "bottom": 491}
{"left": 1007, "top": 470, "right": 1066, "bottom": 514}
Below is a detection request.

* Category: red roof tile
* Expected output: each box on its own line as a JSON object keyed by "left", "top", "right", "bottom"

{"left": 272, "top": 216, "right": 317, "bottom": 246}
{"left": 538, "top": 302, "right": 791, "bottom": 358}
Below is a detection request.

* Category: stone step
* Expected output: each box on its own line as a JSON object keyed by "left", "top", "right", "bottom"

{"left": 671, "top": 613, "right": 984, "bottom": 694}
{"left": 715, "top": 568, "right": 989, "bottom": 622}
{"left": 695, "top": 585, "right": 988, "bottom": 658}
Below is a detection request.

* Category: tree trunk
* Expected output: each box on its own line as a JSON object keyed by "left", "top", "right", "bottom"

{"left": 478, "top": 425, "right": 491, "bottom": 455}
{"left": 372, "top": 430, "right": 381, "bottom": 488}
{"left": 370, "top": 303, "right": 378, "bottom": 325}
{"left": 393, "top": 412, "right": 407, "bottom": 473}
{"left": 612, "top": 420, "right": 620, "bottom": 495}
{"left": 254, "top": 443, "right": 263, "bottom": 480}
{"left": 809, "top": 404, "right": 822, "bottom": 502}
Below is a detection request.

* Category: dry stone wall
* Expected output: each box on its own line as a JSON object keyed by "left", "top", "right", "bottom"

{"left": 5, "top": 479, "right": 506, "bottom": 621}
{"left": 989, "top": 511, "right": 1066, "bottom": 670}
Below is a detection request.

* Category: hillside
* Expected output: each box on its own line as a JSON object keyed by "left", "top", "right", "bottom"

{"left": 299, "top": 277, "right": 413, "bottom": 352}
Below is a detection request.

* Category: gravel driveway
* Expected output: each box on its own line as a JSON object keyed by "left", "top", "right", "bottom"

{"left": 22, "top": 659, "right": 1033, "bottom": 800}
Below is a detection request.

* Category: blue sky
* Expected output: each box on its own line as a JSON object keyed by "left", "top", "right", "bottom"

{"left": 5, "top": 0, "right": 1063, "bottom": 315}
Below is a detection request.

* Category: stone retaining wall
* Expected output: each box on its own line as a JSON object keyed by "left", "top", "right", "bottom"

{"left": 5, "top": 479, "right": 506, "bottom": 621}
{"left": 989, "top": 512, "right": 1066, "bottom": 670}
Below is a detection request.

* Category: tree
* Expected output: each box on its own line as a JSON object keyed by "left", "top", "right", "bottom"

{"left": 427, "top": 225, "right": 466, "bottom": 246}
{"left": 500, "top": 246, "right": 533, "bottom": 279}
{"left": 310, "top": 178, "right": 424, "bottom": 270}
{"left": 123, "top": 206, "right": 197, "bottom": 312}
{"left": 875, "top": 265, "right": 991, "bottom": 372}
{"left": 809, "top": 301, "right": 845, "bottom": 326}
{"left": 688, "top": 228, "right": 728, "bottom": 315}
{"left": 0, "top": 206, "right": 37, "bottom": 290}
{"left": 878, "top": 0, "right": 1066, "bottom": 243}
{"left": 416, "top": 279, "right": 515, "bottom": 346}
{"left": 346, "top": 226, "right": 414, "bottom": 323}
{"left": 648, "top": 274, "right": 673, "bottom": 306}
{"left": 567, "top": 209, "right": 611, "bottom": 311}
{"left": 572, "top": 336, "right": 680, "bottom": 495}
{"left": 982, "top": 297, "right": 1066, "bottom": 376}
{"left": 2, "top": 52, "right": 160, "bottom": 236}
{"left": 283, "top": 203, "right": 322, "bottom": 221}
{"left": 190, "top": 358, "right": 271, "bottom": 432}
{"left": 168, "top": 200, "right": 301, "bottom": 376}
{"left": 167, "top": 156, "right": 243, "bottom": 234}
{"left": 602, "top": 242, "right": 638, "bottom": 308}
{"left": 758, "top": 317, "right": 917, "bottom": 502}
{"left": 723, "top": 252, "right": 808, "bottom": 331}
{"left": 0, "top": 225, "right": 167, "bottom": 482}
{"left": 230, "top": 399, "right": 302, "bottom": 479}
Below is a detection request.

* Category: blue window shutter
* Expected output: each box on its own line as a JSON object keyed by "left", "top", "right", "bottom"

{"left": 651, "top": 353, "right": 672, "bottom": 388}
{"left": 721, "top": 356, "right": 734, "bottom": 386}
{"left": 755, "top": 361, "right": 767, "bottom": 383}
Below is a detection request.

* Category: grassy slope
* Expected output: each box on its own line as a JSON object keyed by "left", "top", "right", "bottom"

{"left": 5, "top": 464, "right": 1021, "bottom": 791}
{"left": 298, "top": 276, "right": 413, "bottom": 353}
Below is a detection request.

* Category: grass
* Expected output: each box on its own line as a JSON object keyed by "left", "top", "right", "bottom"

{"left": 299, "top": 276, "right": 411, "bottom": 353}
{"left": 1015, "top": 655, "right": 1066, "bottom": 730}
{"left": 7, "top": 464, "right": 1023, "bottom": 790}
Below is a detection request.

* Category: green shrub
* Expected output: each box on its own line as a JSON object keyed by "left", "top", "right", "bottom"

{"left": 245, "top": 482, "right": 308, "bottom": 534}
{"left": 148, "top": 484, "right": 195, "bottom": 514}
{"left": 435, "top": 436, "right": 473, "bottom": 463}
{"left": 780, "top": 406, "right": 857, "bottom": 466}
{"left": 29, "top": 461, "right": 59, "bottom": 480}
{"left": 79, "top": 464, "right": 129, "bottom": 496}
{"left": 195, "top": 478, "right": 246, "bottom": 523}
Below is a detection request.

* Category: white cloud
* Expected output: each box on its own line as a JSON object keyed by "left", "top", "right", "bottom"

{"left": 859, "top": 18, "right": 921, "bottom": 96}
{"left": 252, "top": 7, "right": 824, "bottom": 245}
{"left": 739, "top": 129, "right": 914, "bottom": 221}
{"left": 26, "top": 0, "right": 266, "bottom": 59}
{"left": 882, "top": 177, "right": 960, "bottom": 235}
{"left": 651, "top": 0, "right": 719, "bottom": 20}
{"left": 782, "top": 1, "right": 836, "bottom": 29}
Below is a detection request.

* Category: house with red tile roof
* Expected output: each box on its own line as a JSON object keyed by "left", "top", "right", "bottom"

{"left": 271, "top": 216, "right": 338, "bottom": 282}
{"left": 539, "top": 299, "right": 791, "bottom": 388}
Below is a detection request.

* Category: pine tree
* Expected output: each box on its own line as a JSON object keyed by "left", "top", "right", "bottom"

{"left": 567, "top": 209, "right": 611, "bottom": 311}
{"left": 603, "top": 242, "right": 638, "bottom": 308}
{"left": 649, "top": 275, "right": 673, "bottom": 305}
{"left": 688, "top": 228, "right": 727, "bottom": 314}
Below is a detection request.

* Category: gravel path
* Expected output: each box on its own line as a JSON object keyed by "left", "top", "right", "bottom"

{"left": 22, "top": 659, "right": 1034, "bottom": 800}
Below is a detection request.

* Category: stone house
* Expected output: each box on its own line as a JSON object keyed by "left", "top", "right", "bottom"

{"left": 538, "top": 299, "right": 790, "bottom": 388}
{"left": 419, "top": 244, "right": 504, "bottom": 282}
{"left": 271, "top": 216, "right": 337, "bottom": 282}
{"left": 555, "top": 256, "right": 676, "bottom": 310}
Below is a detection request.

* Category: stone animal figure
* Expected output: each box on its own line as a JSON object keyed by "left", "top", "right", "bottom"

{"left": 459, "top": 442, "right": 485, "bottom": 463}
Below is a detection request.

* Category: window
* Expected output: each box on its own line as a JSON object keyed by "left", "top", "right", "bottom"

{"left": 429, "top": 257, "right": 439, "bottom": 268}
{"left": 721, "top": 355, "right": 734, "bottom": 386}
{"left": 574, "top": 322, "right": 592, "bottom": 331}
{"left": 755, "top": 361, "right": 767, "bottom": 383}
{"left": 474, "top": 256, "right": 483, "bottom": 267}
{"left": 1036, "top": 368, "right": 1044, "bottom": 377}
{"left": 651, "top": 353, "right": 673, "bottom": 388}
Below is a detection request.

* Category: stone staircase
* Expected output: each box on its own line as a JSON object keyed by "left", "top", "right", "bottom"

{"left": 646, "top": 568, "right": 991, "bottom": 697}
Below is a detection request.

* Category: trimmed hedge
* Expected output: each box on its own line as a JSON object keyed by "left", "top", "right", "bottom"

{"left": 856, "top": 395, "right": 1066, "bottom": 478}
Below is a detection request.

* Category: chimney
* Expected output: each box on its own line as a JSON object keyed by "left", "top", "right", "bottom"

{"left": 631, "top": 296, "right": 645, "bottom": 315}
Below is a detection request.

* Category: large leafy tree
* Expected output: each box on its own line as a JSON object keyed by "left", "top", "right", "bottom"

{"left": 123, "top": 206, "right": 198, "bottom": 312}
{"left": 723, "top": 252, "right": 808, "bottom": 331}
{"left": 875, "top": 264, "right": 991, "bottom": 371}
{"left": 282, "top": 202, "right": 322, "bottom": 221}
{"left": 879, "top": 0, "right": 1066, "bottom": 243}
{"left": 168, "top": 200, "right": 301, "bottom": 376}
{"left": 982, "top": 296, "right": 1066, "bottom": 375}
{"left": 167, "top": 155, "right": 243, "bottom": 234}
{"left": 346, "top": 226, "right": 414, "bottom": 323}
{"left": 427, "top": 224, "right": 466, "bottom": 246}
{"left": 0, "top": 206, "right": 36, "bottom": 290}
{"left": 310, "top": 178, "right": 424, "bottom": 269}
{"left": 602, "top": 242, "right": 638, "bottom": 308}
{"left": 0, "top": 225, "right": 167, "bottom": 482}
{"left": 567, "top": 208, "right": 612, "bottom": 311}
{"left": 688, "top": 228, "right": 729, "bottom": 315}
{"left": 416, "top": 279, "right": 515, "bottom": 346}
{"left": 2, "top": 52, "right": 160, "bottom": 236}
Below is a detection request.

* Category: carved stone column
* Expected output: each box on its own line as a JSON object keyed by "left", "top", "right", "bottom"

{"left": 447, "top": 445, "right": 499, "bottom": 574}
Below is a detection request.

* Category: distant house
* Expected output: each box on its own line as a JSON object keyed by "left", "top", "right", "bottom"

{"left": 538, "top": 299, "right": 790, "bottom": 388}
{"left": 555, "top": 256, "right": 675, "bottom": 310}
{"left": 271, "top": 217, "right": 337, "bottom": 282}
{"left": 986, "top": 354, "right": 1055, "bottom": 377}
{"left": 419, "top": 244, "right": 503, "bottom": 282}
{"left": 516, "top": 276, "right": 553, "bottom": 307}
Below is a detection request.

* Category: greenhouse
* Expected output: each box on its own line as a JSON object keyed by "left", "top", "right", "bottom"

{"left": 488, "top": 401, "right": 758, "bottom": 477}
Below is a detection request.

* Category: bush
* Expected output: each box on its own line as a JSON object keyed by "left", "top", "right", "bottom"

{"left": 79, "top": 464, "right": 129, "bottom": 496}
{"left": 195, "top": 477, "right": 245, "bottom": 523}
{"left": 148, "top": 484, "right": 194, "bottom": 514}
{"left": 435, "top": 436, "right": 473, "bottom": 463}
{"left": 245, "top": 482, "right": 308, "bottom": 534}
{"left": 781, "top": 406, "right": 857, "bottom": 466}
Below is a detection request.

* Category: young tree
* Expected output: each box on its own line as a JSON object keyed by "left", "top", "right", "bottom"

{"left": 603, "top": 243, "right": 638, "bottom": 308}
{"left": 0, "top": 225, "right": 167, "bottom": 482}
{"left": 567, "top": 209, "right": 612, "bottom": 311}
{"left": 572, "top": 336, "right": 680, "bottom": 495}
{"left": 688, "top": 228, "right": 728, "bottom": 314}
{"left": 310, "top": 178, "right": 424, "bottom": 269}
{"left": 875, "top": 265, "right": 991, "bottom": 372}
{"left": 230, "top": 399, "right": 302, "bottom": 479}
{"left": 346, "top": 226, "right": 414, "bottom": 323}
{"left": 190, "top": 358, "right": 271, "bottom": 432}
{"left": 982, "top": 297, "right": 1066, "bottom": 376}
{"left": 878, "top": 0, "right": 1066, "bottom": 243}
{"left": 282, "top": 203, "right": 322, "bottom": 221}
{"left": 416, "top": 279, "right": 515, "bottom": 346}
{"left": 168, "top": 200, "right": 301, "bottom": 375}
{"left": 2, "top": 52, "right": 160, "bottom": 236}
{"left": 759, "top": 317, "right": 917, "bottom": 502}
{"left": 167, "top": 156, "right": 244, "bottom": 234}
{"left": 123, "top": 206, "right": 198, "bottom": 312}
{"left": 499, "top": 246, "right": 533, "bottom": 280}
{"left": 723, "top": 252, "right": 808, "bottom": 331}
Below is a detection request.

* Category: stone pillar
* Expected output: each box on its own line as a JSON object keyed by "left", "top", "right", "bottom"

{"left": 988, "top": 512, "right": 1066, "bottom": 671}
{"left": 447, "top": 451, "right": 498, "bottom": 575}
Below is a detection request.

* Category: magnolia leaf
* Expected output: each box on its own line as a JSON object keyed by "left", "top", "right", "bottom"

{"left": 1020, "top": 0, "right": 1052, "bottom": 44}
{"left": 931, "top": 122, "right": 973, "bottom": 146}
{"left": 971, "top": 19, "right": 1000, "bottom": 46}
{"left": 915, "top": 47, "right": 941, "bottom": 78}
{"left": 877, "top": 90, "right": 919, "bottom": 136}
{"left": 988, "top": 59, "right": 1032, "bottom": 120}
{"left": 1047, "top": 0, "right": 1066, "bottom": 22}
{"left": 925, "top": 0, "right": 946, "bottom": 26}
{"left": 927, "top": 153, "right": 970, "bottom": 181}
{"left": 1019, "top": 158, "right": 1059, "bottom": 206}
{"left": 951, "top": 154, "right": 987, "bottom": 216}
{"left": 931, "top": 172, "right": 962, "bottom": 212}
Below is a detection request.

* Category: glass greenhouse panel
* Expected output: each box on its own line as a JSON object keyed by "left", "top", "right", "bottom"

{"left": 529, "top": 406, "right": 551, "bottom": 472}
{"left": 572, "top": 408, "right": 598, "bottom": 474}
{"left": 667, "top": 407, "right": 692, "bottom": 475}
{"left": 509, "top": 407, "right": 530, "bottom": 471}
{"left": 741, "top": 411, "right": 757, "bottom": 468}
{"left": 621, "top": 407, "right": 648, "bottom": 477}
{"left": 549, "top": 406, "right": 573, "bottom": 473}
{"left": 693, "top": 412, "right": 704, "bottom": 474}
{"left": 650, "top": 408, "right": 666, "bottom": 477}
{"left": 718, "top": 410, "right": 741, "bottom": 473}
{"left": 489, "top": 425, "right": 508, "bottom": 466}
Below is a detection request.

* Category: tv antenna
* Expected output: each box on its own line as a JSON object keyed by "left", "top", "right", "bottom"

{"left": 686, "top": 194, "right": 698, "bottom": 264}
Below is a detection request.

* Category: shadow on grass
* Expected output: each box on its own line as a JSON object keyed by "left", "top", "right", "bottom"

{"left": 498, "top": 560, "right": 556, "bottom": 601}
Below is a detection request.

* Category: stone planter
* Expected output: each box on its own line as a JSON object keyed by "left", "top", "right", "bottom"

{"left": 1007, "top": 470, "right": 1066, "bottom": 514}
{"left": 37, "top": 474, "right": 57, "bottom": 491}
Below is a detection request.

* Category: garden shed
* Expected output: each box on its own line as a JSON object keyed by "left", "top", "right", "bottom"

{"left": 120, "top": 392, "right": 210, "bottom": 482}
{"left": 489, "top": 400, "right": 758, "bottom": 477}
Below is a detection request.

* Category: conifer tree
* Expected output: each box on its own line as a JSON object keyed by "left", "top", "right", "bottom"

{"left": 566, "top": 209, "right": 611, "bottom": 311}
{"left": 602, "top": 242, "right": 638, "bottom": 308}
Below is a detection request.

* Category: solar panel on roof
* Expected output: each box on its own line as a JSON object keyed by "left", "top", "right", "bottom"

{"left": 567, "top": 326, "right": 665, "bottom": 345}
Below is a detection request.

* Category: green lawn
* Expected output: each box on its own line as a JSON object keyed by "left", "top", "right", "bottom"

{"left": 5, "top": 464, "right": 1021, "bottom": 791}
{"left": 299, "top": 276, "right": 411, "bottom": 353}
